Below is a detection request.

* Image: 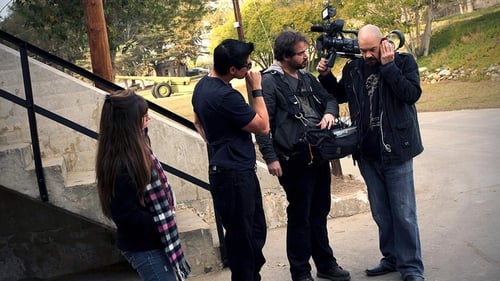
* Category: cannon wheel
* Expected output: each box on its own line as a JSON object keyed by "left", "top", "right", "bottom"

{"left": 152, "top": 82, "right": 173, "bottom": 98}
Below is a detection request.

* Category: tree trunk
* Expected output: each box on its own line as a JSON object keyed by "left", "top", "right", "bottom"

{"left": 466, "top": 0, "right": 474, "bottom": 12}
{"left": 330, "top": 159, "right": 343, "bottom": 177}
{"left": 420, "top": 2, "right": 434, "bottom": 57}
{"left": 458, "top": 0, "right": 465, "bottom": 14}
{"left": 83, "top": 0, "right": 113, "bottom": 87}
{"left": 401, "top": 6, "right": 417, "bottom": 57}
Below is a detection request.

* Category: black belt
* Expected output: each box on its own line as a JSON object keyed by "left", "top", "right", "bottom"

{"left": 209, "top": 165, "right": 256, "bottom": 174}
{"left": 209, "top": 165, "right": 230, "bottom": 173}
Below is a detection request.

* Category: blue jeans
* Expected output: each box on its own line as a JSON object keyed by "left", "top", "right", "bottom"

{"left": 358, "top": 158, "right": 424, "bottom": 279}
{"left": 122, "top": 249, "right": 176, "bottom": 281}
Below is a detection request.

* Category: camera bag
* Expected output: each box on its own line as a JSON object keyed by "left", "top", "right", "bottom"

{"left": 266, "top": 70, "right": 358, "bottom": 163}
{"left": 298, "top": 121, "right": 358, "bottom": 161}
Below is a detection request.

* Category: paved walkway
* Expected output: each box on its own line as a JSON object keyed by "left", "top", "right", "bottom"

{"left": 56, "top": 109, "right": 500, "bottom": 281}
{"left": 191, "top": 108, "right": 500, "bottom": 281}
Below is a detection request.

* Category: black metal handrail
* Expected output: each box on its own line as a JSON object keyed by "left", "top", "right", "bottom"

{"left": 0, "top": 29, "right": 209, "bottom": 191}
{"left": 0, "top": 29, "right": 228, "bottom": 266}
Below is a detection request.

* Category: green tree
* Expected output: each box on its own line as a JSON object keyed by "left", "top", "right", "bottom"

{"left": 211, "top": 0, "right": 334, "bottom": 71}
{"left": 1, "top": 0, "right": 88, "bottom": 63}
{"left": 344, "top": 0, "right": 442, "bottom": 57}
{"left": 1, "top": 0, "right": 211, "bottom": 75}
{"left": 111, "top": 0, "right": 213, "bottom": 75}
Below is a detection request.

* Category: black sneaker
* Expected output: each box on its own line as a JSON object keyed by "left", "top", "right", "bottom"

{"left": 317, "top": 266, "right": 351, "bottom": 281}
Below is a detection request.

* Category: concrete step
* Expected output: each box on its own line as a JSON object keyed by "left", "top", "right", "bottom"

{"left": 173, "top": 208, "right": 223, "bottom": 276}
{"left": 0, "top": 142, "right": 222, "bottom": 278}
{"left": 66, "top": 170, "right": 96, "bottom": 187}
{"left": 0, "top": 142, "right": 34, "bottom": 169}
{"left": 0, "top": 143, "right": 39, "bottom": 198}
{"left": 47, "top": 208, "right": 221, "bottom": 280}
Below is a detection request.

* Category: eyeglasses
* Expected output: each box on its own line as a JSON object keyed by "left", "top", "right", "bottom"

{"left": 238, "top": 61, "right": 252, "bottom": 70}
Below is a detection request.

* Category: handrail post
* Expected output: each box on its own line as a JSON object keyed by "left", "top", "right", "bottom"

{"left": 19, "top": 44, "right": 48, "bottom": 202}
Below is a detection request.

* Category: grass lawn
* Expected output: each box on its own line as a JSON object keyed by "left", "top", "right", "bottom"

{"left": 418, "top": 80, "right": 500, "bottom": 112}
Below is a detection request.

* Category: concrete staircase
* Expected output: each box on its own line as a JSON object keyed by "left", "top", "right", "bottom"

{"left": 0, "top": 42, "right": 222, "bottom": 280}
{"left": 0, "top": 143, "right": 222, "bottom": 280}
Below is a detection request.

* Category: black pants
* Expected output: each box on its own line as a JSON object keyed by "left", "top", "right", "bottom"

{"left": 209, "top": 168, "right": 267, "bottom": 281}
{"left": 278, "top": 158, "right": 338, "bottom": 281}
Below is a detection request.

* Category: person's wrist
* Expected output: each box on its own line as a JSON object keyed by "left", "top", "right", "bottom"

{"left": 251, "top": 89, "right": 263, "bottom": 98}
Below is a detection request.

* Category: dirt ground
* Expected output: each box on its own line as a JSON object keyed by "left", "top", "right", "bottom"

{"left": 331, "top": 172, "right": 366, "bottom": 196}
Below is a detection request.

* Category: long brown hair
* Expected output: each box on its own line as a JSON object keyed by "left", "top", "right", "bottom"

{"left": 96, "top": 89, "right": 151, "bottom": 218}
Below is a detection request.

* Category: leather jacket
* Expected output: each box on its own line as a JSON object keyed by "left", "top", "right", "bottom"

{"left": 319, "top": 53, "right": 424, "bottom": 164}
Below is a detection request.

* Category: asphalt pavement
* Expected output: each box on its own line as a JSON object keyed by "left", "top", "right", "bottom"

{"left": 56, "top": 108, "right": 500, "bottom": 281}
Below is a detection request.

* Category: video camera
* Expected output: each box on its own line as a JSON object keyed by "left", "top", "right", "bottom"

{"left": 311, "top": 5, "right": 406, "bottom": 67}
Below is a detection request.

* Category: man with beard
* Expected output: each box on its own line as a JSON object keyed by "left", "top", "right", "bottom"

{"left": 317, "top": 24, "right": 425, "bottom": 281}
{"left": 255, "top": 30, "right": 351, "bottom": 281}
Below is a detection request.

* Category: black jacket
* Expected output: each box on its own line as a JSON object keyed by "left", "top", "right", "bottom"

{"left": 256, "top": 63, "right": 339, "bottom": 163}
{"left": 111, "top": 173, "right": 163, "bottom": 252}
{"left": 319, "top": 53, "right": 424, "bottom": 164}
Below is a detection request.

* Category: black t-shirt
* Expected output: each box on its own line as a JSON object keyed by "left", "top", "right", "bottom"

{"left": 361, "top": 63, "right": 382, "bottom": 160}
{"left": 284, "top": 73, "right": 321, "bottom": 126}
{"left": 192, "top": 76, "right": 257, "bottom": 170}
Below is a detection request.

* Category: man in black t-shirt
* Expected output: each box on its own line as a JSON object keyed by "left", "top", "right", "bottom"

{"left": 192, "top": 39, "right": 269, "bottom": 281}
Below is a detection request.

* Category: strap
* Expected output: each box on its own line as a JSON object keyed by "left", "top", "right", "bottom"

{"left": 265, "top": 70, "right": 327, "bottom": 127}
{"left": 265, "top": 70, "right": 301, "bottom": 116}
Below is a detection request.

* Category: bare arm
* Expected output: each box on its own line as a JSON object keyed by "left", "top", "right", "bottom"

{"left": 243, "top": 70, "right": 270, "bottom": 135}
{"left": 193, "top": 112, "right": 208, "bottom": 143}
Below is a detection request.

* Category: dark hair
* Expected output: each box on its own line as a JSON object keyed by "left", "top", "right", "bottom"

{"left": 273, "top": 30, "right": 308, "bottom": 61}
{"left": 96, "top": 89, "right": 151, "bottom": 218}
{"left": 213, "top": 39, "right": 254, "bottom": 75}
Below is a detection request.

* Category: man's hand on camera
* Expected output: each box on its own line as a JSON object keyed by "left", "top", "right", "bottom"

{"left": 380, "top": 39, "right": 395, "bottom": 65}
{"left": 316, "top": 58, "right": 331, "bottom": 77}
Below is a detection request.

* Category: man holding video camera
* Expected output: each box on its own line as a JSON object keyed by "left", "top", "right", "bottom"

{"left": 317, "top": 24, "right": 425, "bottom": 281}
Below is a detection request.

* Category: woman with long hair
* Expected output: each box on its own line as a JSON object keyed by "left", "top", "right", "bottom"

{"left": 96, "top": 89, "right": 190, "bottom": 281}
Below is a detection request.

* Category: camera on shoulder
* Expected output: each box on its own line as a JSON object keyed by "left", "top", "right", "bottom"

{"left": 311, "top": 5, "right": 406, "bottom": 67}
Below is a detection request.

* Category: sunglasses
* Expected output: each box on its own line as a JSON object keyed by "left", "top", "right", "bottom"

{"left": 238, "top": 61, "right": 252, "bottom": 70}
